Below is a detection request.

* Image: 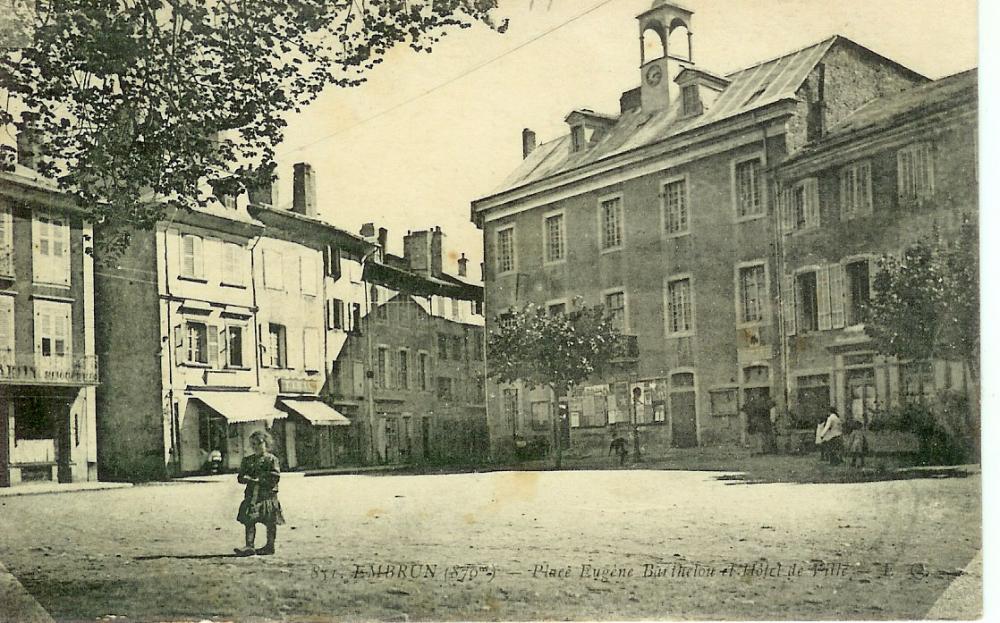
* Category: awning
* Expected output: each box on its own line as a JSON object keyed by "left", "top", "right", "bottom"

{"left": 279, "top": 399, "right": 352, "bottom": 426}
{"left": 188, "top": 391, "right": 286, "bottom": 423}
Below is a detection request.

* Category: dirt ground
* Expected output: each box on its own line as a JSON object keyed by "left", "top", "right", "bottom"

{"left": 0, "top": 468, "right": 981, "bottom": 622}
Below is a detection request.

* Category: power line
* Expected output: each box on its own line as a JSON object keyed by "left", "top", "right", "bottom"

{"left": 280, "top": 0, "right": 619, "bottom": 156}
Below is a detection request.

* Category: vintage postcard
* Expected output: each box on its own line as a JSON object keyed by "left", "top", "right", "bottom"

{"left": 0, "top": 0, "right": 984, "bottom": 621}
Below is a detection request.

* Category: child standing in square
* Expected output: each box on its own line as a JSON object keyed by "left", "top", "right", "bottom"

{"left": 234, "top": 430, "right": 285, "bottom": 556}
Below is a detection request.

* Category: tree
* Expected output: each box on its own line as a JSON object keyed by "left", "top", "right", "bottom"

{"left": 864, "top": 218, "right": 979, "bottom": 459}
{"left": 865, "top": 218, "right": 978, "bottom": 383}
{"left": 1, "top": 0, "right": 502, "bottom": 260}
{"left": 486, "top": 302, "right": 627, "bottom": 467}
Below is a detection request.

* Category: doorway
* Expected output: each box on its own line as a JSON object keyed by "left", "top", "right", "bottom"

{"left": 669, "top": 372, "right": 697, "bottom": 447}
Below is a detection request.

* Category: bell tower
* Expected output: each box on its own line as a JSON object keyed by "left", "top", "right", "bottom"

{"left": 637, "top": 1, "right": 694, "bottom": 113}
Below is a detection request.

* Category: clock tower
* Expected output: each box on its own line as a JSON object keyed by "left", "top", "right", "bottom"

{"left": 637, "top": 1, "right": 694, "bottom": 114}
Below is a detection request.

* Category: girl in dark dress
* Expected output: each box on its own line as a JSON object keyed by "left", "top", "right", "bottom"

{"left": 234, "top": 430, "right": 285, "bottom": 556}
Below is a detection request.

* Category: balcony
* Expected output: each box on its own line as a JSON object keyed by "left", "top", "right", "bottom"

{"left": 0, "top": 352, "right": 99, "bottom": 386}
{"left": 609, "top": 334, "right": 640, "bottom": 364}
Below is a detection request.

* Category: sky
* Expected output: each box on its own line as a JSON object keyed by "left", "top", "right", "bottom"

{"left": 270, "top": 0, "right": 979, "bottom": 276}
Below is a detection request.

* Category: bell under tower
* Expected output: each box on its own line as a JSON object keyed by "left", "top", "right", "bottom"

{"left": 637, "top": 1, "right": 694, "bottom": 113}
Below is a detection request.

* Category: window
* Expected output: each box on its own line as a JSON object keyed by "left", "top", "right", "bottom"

{"left": 225, "top": 325, "right": 245, "bottom": 368}
{"left": 303, "top": 327, "right": 321, "bottom": 371}
{"left": 397, "top": 350, "right": 409, "bottom": 390}
{"left": 531, "top": 402, "right": 550, "bottom": 431}
{"left": 221, "top": 242, "right": 244, "bottom": 286}
{"left": 840, "top": 161, "right": 872, "bottom": 219}
{"left": 300, "top": 256, "right": 318, "bottom": 296}
{"left": 662, "top": 178, "right": 688, "bottom": 235}
{"left": 605, "top": 290, "right": 626, "bottom": 332}
{"left": 436, "top": 376, "right": 453, "bottom": 400}
{"left": 897, "top": 143, "right": 934, "bottom": 202}
{"left": 795, "top": 271, "right": 819, "bottom": 332}
{"left": 323, "top": 245, "right": 342, "bottom": 279}
{"left": 503, "top": 388, "right": 519, "bottom": 433}
{"left": 472, "top": 333, "right": 484, "bottom": 361}
{"left": 496, "top": 227, "right": 515, "bottom": 274}
{"left": 437, "top": 334, "right": 449, "bottom": 359}
{"left": 326, "top": 298, "right": 345, "bottom": 330}
{"left": 0, "top": 296, "right": 13, "bottom": 361}
{"left": 33, "top": 301, "right": 71, "bottom": 362}
{"left": 180, "top": 234, "right": 204, "bottom": 280}
{"left": 263, "top": 249, "right": 283, "bottom": 290}
{"left": 267, "top": 323, "right": 287, "bottom": 368}
{"left": 452, "top": 335, "right": 465, "bottom": 361}
{"left": 450, "top": 298, "right": 460, "bottom": 319}
{"left": 376, "top": 346, "right": 389, "bottom": 389}
{"left": 738, "top": 264, "right": 766, "bottom": 324}
{"left": 681, "top": 85, "right": 701, "bottom": 116}
{"left": 547, "top": 302, "right": 566, "bottom": 316}
{"left": 350, "top": 303, "right": 361, "bottom": 334}
{"left": 666, "top": 277, "right": 692, "bottom": 334}
{"left": 33, "top": 212, "right": 71, "bottom": 285}
{"left": 185, "top": 321, "right": 209, "bottom": 365}
{"left": 784, "top": 178, "right": 819, "bottom": 231}
{"left": 845, "top": 260, "right": 871, "bottom": 325}
{"left": 544, "top": 212, "right": 565, "bottom": 263}
{"left": 599, "top": 196, "right": 623, "bottom": 250}
{"left": 419, "top": 352, "right": 430, "bottom": 391}
{"left": 0, "top": 205, "right": 12, "bottom": 277}
{"left": 734, "top": 158, "right": 763, "bottom": 218}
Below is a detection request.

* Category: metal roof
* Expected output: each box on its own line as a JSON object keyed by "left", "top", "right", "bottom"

{"left": 490, "top": 36, "right": 847, "bottom": 197}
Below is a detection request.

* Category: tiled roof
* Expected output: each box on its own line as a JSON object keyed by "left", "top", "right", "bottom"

{"left": 491, "top": 36, "right": 843, "bottom": 196}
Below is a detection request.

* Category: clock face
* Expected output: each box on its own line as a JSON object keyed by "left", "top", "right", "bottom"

{"left": 645, "top": 65, "right": 663, "bottom": 87}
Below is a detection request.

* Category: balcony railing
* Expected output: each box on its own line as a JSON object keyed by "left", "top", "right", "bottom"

{"left": 0, "top": 352, "right": 99, "bottom": 385}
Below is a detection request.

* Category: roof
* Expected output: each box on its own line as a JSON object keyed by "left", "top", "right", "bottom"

{"left": 784, "top": 68, "right": 977, "bottom": 163}
{"left": 249, "top": 203, "right": 376, "bottom": 251}
{"left": 363, "top": 260, "right": 483, "bottom": 303}
{"left": 484, "top": 36, "right": 924, "bottom": 201}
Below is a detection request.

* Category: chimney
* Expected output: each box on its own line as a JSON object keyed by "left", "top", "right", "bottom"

{"left": 430, "top": 226, "right": 444, "bottom": 277}
{"left": 403, "top": 230, "right": 430, "bottom": 274}
{"left": 360, "top": 222, "right": 376, "bottom": 238}
{"left": 292, "top": 162, "right": 317, "bottom": 217}
{"left": 377, "top": 227, "right": 388, "bottom": 253}
{"left": 522, "top": 128, "right": 536, "bottom": 159}
{"left": 458, "top": 253, "right": 468, "bottom": 277}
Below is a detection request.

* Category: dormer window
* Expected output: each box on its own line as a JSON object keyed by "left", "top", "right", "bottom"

{"left": 571, "top": 125, "right": 586, "bottom": 152}
{"left": 681, "top": 85, "right": 701, "bottom": 116}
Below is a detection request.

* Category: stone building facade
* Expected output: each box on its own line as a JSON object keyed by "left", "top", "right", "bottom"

{"left": 774, "top": 69, "right": 977, "bottom": 445}
{"left": 471, "top": 1, "right": 943, "bottom": 460}
{"left": 1, "top": 160, "right": 99, "bottom": 487}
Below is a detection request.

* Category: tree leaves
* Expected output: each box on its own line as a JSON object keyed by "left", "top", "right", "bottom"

{"left": 864, "top": 216, "right": 978, "bottom": 376}
{"left": 486, "top": 303, "right": 625, "bottom": 394}
{"left": 2, "top": 0, "right": 500, "bottom": 261}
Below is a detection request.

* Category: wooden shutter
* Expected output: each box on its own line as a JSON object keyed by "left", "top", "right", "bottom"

{"left": 858, "top": 161, "right": 873, "bottom": 216}
{"left": 207, "top": 325, "right": 219, "bottom": 368}
{"left": 330, "top": 247, "right": 342, "bottom": 281}
{"left": 817, "top": 266, "right": 832, "bottom": 331}
{"left": 897, "top": 148, "right": 912, "bottom": 199}
{"left": 804, "top": 178, "right": 820, "bottom": 228}
{"left": 783, "top": 274, "right": 796, "bottom": 336}
{"left": 780, "top": 187, "right": 793, "bottom": 232}
{"left": 258, "top": 323, "right": 270, "bottom": 368}
{"left": 0, "top": 296, "right": 13, "bottom": 356}
{"left": 218, "top": 326, "right": 229, "bottom": 366}
{"left": 174, "top": 324, "right": 184, "bottom": 363}
{"left": 0, "top": 207, "right": 11, "bottom": 275}
{"left": 830, "top": 263, "right": 846, "bottom": 329}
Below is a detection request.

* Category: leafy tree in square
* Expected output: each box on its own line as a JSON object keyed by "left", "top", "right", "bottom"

{"left": 487, "top": 302, "right": 628, "bottom": 467}
{"left": 1, "top": 0, "right": 503, "bottom": 259}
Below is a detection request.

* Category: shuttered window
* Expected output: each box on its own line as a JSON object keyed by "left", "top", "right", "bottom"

{"left": 840, "top": 161, "right": 873, "bottom": 220}
{"left": 34, "top": 300, "right": 71, "bottom": 361}
{"left": 496, "top": 227, "right": 515, "bottom": 274}
{"left": 33, "top": 212, "right": 71, "bottom": 285}
{"left": 180, "top": 234, "right": 204, "bottom": 280}
{"left": 221, "top": 242, "right": 244, "bottom": 286}
{"left": 783, "top": 178, "right": 819, "bottom": 231}
{"left": 897, "top": 143, "right": 934, "bottom": 202}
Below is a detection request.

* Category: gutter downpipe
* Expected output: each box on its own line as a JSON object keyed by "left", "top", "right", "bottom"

{"left": 765, "top": 118, "right": 793, "bottom": 438}
{"left": 161, "top": 219, "right": 179, "bottom": 477}
{"left": 360, "top": 246, "right": 381, "bottom": 465}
